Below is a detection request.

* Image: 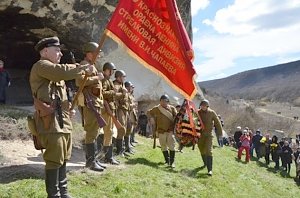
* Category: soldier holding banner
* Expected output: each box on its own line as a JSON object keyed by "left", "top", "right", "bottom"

{"left": 147, "top": 94, "right": 177, "bottom": 168}
{"left": 30, "top": 36, "right": 94, "bottom": 197}
{"left": 76, "top": 42, "right": 106, "bottom": 171}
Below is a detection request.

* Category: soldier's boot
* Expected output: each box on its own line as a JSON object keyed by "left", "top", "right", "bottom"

{"left": 96, "top": 134, "right": 104, "bottom": 153}
{"left": 59, "top": 162, "right": 72, "bottom": 198}
{"left": 45, "top": 169, "right": 60, "bottom": 198}
{"left": 129, "top": 134, "right": 136, "bottom": 147}
{"left": 92, "top": 142, "right": 107, "bottom": 169}
{"left": 104, "top": 146, "right": 120, "bottom": 165}
{"left": 200, "top": 155, "right": 207, "bottom": 169}
{"left": 169, "top": 150, "right": 176, "bottom": 168}
{"left": 115, "top": 138, "right": 125, "bottom": 157}
{"left": 162, "top": 151, "right": 170, "bottom": 165}
{"left": 207, "top": 156, "right": 213, "bottom": 176}
{"left": 86, "top": 143, "right": 104, "bottom": 172}
{"left": 124, "top": 136, "right": 134, "bottom": 154}
{"left": 131, "top": 132, "right": 138, "bottom": 144}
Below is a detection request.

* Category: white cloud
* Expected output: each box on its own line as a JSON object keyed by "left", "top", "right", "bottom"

{"left": 204, "top": 0, "right": 300, "bottom": 35}
{"left": 191, "top": 0, "right": 210, "bottom": 16}
{"left": 194, "top": 24, "right": 300, "bottom": 80}
{"left": 193, "top": 0, "right": 300, "bottom": 81}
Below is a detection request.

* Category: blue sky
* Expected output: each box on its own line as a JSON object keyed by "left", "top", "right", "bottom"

{"left": 191, "top": 0, "right": 300, "bottom": 81}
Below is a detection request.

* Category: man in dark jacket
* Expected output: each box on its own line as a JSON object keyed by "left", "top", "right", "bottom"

{"left": 251, "top": 130, "right": 263, "bottom": 159}
{"left": 233, "top": 126, "right": 242, "bottom": 149}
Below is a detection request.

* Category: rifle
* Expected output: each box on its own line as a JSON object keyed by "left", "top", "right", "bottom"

{"left": 71, "top": 34, "right": 106, "bottom": 111}
{"left": 103, "top": 100, "right": 126, "bottom": 134}
{"left": 84, "top": 91, "right": 107, "bottom": 128}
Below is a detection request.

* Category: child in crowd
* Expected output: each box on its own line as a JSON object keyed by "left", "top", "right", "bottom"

{"left": 237, "top": 130, "right": 251, "bottom": 163}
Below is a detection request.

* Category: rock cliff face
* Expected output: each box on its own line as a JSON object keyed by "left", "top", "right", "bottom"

{"left": 0, "top": 0, "right": 202, "bottom": 106}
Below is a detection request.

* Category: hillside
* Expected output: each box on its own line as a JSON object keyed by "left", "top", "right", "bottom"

{"left": 199, "top": 60, "right": 300, "bottom": 104}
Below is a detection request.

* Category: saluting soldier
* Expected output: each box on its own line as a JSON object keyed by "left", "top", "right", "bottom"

{"left": 30, "top": 36, "right": 93, "bottom": 197}
{"left": 147, "top": 94, "right": 177, "bottom": 168}
{"left": 124, "top": 81, "right": 137, "bottom": 153}
{"left": 101, "top": 62, "right": 120, "bottom": 164}
{"left": 75, "top": 42, "right": 106, "bottom": 172}
{"left": 197, "top": 99, "right": 223, "bottom": 176}
{"left": 113, "top": 70, "right": 130, "bottom": 156}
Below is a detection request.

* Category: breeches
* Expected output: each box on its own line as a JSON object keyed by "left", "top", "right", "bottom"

{"left": 39, "top": 133, "right": 72, "bottom": 169}
{"left": 158, "top": 132, "right": 176, "bottom": 151}
{"left": 197, "top": 135, "right": 213, "bottom": 156}
{"left": 83, "top": 106, "right": 99, "bottom": 144}
{"left": 102, "top": 111, "right": 113, "bottom": 146}
{"left": 116, "top": 109, "right": 127, "bottom": 139}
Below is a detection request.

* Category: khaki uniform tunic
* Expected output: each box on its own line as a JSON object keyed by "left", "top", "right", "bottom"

{"left": 126, "top": 93, "right": 137, "bottom": 137}
{"left": 147, "top": 105, "right": 177, "bottom": 151}
{"left": 30, "top": 59, "right": 84, "bottom": 169}
{"left": 76, "top": 60, "right": 103, "bottom": 144}
{"left": 197, "top": 108, "right": 223, "bottom": 156}
{"left": 101, "top": 77, "right": 116, "bottom": 146}
{"left": 113, "top": 80, "right": 129, "bottom": 139}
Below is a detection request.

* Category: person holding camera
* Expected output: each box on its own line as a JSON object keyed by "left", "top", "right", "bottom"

{"left": 237, "top": 130, "right": 251, "bottom": 163}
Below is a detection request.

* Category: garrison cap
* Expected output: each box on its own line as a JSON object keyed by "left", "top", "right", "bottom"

{"left": 35, "top": 36, "right": 61, "bottom": 52}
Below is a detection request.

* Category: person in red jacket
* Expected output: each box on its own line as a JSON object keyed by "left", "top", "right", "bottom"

{"left": 238, "top": 130, "right": 251, "bottom": 163}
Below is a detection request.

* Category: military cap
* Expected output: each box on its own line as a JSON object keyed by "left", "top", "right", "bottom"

{"left": 160, "top": 94, "right": 170, "bottom": 102}
{"left": 200, "top": 99, "right": 209, "bottom": 107}
{"left": 35, "top": 36, "right": 61, "bottom": 52}
{"left": 103, "top": 62, "right": 116, "bottom": 71}
{"left": 82, "top": 42, "right": 99, "bottom": 54}
{"left": 125, "top": 81, "right": 134, "bottom": 88}
{"left": 115, "top": 70, "right": 126, "bottom": 78}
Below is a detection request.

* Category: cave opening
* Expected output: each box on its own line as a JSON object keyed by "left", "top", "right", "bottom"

{"left": 0, "top": 7, "right": 77, "bottom": 104}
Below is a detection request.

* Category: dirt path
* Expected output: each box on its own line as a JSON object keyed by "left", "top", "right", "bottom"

{"left": 0, "top": 140, "right": 86, "bottom": 183}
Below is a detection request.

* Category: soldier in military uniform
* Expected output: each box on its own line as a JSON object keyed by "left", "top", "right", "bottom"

{"left": 197, "top": 99, "right": 223, "bottom": 176}
{"left": 30, "top": 36, "right": 93, "bottom": 197}
{"left": 75, "top": 42, "right": 106, "bottom": 172}
{"left": 124, "top": 81, "right": 137, "bottom": 153}
{"left": 101, "top": 62, "right": 120, "bottom": 164}
{"left": 113, "top": 70, "right": 130, "bottom": 156}
{"left": 147, "top": 94, "right": 177, "bottom": 168}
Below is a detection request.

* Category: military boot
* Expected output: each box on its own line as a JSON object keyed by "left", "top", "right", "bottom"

{"left": 104, "top": 146, "right": 120, "bottom": 165}
{"left": 96, "top": 134, "right": 104, "bottom": 153}
{"left": 115, "top": 138, "right": 125, "bottom": 157}
{"left": 93, "top": 142, "right": 107, "bottom": 169}
{"left": 45, "top": 169, "right": 60, "bottom": 198}
{"left": 124, "top": 136, "right": 134, "bottom": 154}
{"left": 200, "top": 154, "right": 207, "bottom": 169}
{"left": 207, "top": 156, "right": 213, "bottom": 176}
{"left": 162, "top": 151, "right": 169, "bottom": 165}
{"left": 86, "top": 143, "right": 104, "bottom": 172}
{"left": 169, "top": 150, "right": 176, "bottom": 168}
{"left": 58, "top": 162, "right": 72, "bottom": 198}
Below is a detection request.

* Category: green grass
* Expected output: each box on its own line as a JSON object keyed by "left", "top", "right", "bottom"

{"left": 0, "top": 137, "right": 299, "bottom": 198}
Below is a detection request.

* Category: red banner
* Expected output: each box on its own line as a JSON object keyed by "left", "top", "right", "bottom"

{"left": 105, "top": 0, "right": 197, "bottom": 99}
